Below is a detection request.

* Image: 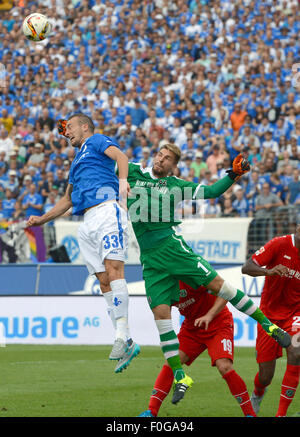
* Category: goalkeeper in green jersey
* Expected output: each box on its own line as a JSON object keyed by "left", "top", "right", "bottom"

{"left": 125, "top": 144, "right": 291, "bottom": 404}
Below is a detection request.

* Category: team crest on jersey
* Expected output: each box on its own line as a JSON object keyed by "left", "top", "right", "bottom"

{"left": 180, "top": 289, "right": 187, "bottom": 298}
{"left": 157, "top": 180, "right": 167, "bottom": 187}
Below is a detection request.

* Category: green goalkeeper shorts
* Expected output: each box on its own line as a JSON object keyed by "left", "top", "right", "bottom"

{"left": 140, "top": 233, "right": 218, "bottom": 309}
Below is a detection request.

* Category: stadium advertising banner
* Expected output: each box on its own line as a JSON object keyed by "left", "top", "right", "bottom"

{"left": 0, "top": 295, "right": 260, "bottom": 347}
{"left": 54, "top": 218, "right": 252, "bottom": 265}
{"left": 178, "top": 217, "right": 252, "bottom": 264}
{"left": 0, "top": 296, "right": 179, "bottom": 346}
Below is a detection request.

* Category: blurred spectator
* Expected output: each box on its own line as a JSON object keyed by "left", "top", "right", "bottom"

{"left": 3, "top": 169, "right": 19, "bottom": 196}
{"left": 261, "top": 131, "right": 280, "bottom": 158}
{"left": 12, "top": 200, "right": 25, "bottom": 221}
{"left": 54, "top": 168, "right": 68, "bottom": 197}
{"left": 221, "top": 197, "right": 237, "bottom": 218}
{"left": 237, "top": 125, "right": 260, "bottom": 150}
{"left": 22, "top": 183, "right": 43, "bottom": 218}
{"left": 2, "top": 188, "right": 16, "bottom": 219}
{"left": 18, "top": 174, "right": 33, "bottom": 202}
{"left": 254, "top": 182, "right": 284, "bottom": 245}
{"left": 130, "top": 98, "right": 148, "bottom": 128}
{"left": 0, "top": 109, "right": 14, "bottom": 133}
{"left": 232, "top": 187, "right": 251, "bottom": 218}
{"left": 203, "top": 198, "right": 221, "bottom": 218}
{"left": 0, "top": 129, "right": 13, "bottom": 157}
{"left": 286, "top": 169, "right": 300, "bottom": 205}
{"left": 230, "top": 103, "right": 248, "bottom": 132}
{"left": 27, "top": 143, "right": 45, "bottom": 167}
{"left": 206, "top": 144, "right": 226, "bottom": 175}
{"left": 190, "top": 151, "right": 208, "bottom": 179}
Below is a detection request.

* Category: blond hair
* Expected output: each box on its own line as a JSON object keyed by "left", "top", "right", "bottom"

{"left": 160, "top": 143, "right": 181, "bottom": 164}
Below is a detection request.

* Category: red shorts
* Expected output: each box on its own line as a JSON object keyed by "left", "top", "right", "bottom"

{"left": 256, "top": 313, "right": 300, "bottom": 363}
{"left": 178, "top": 320, "right": 234, "bottom": 367}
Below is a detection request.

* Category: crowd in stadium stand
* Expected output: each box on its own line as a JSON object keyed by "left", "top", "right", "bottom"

{"left": 0, "top": 0, "right": 299, "bottom": 226}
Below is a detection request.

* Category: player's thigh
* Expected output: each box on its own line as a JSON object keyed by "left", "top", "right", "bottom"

{"left": 206, "top": 324, "right": 234, "bottom": 367}
{"left": 88, "top": 202, "right": 128, "bottom": 264}
{"left": 100, "top": 202, "right": 128, "bottom": 259}
{"left": 144, "top": 271, "right": 180, "bottom": 310}
{"left": 165, "top": 234, "right": 218, "bottom": 288}
{"left": 177, "top": 327, "right": 207, "bottom": 366}
{"left": 78, "top": 222, "right": 105, "bottom": 274}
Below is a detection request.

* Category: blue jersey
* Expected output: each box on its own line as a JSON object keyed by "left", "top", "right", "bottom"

{"left": 69, "top": 134, "right": 119, "bottom": 215}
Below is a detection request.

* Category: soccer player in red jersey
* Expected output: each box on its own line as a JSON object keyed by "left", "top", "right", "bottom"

{"left": 138, "top": 281, "right": 257, "bottom": 417}
{"left": 242, "top": 224, "right": 300, "bottom": 417}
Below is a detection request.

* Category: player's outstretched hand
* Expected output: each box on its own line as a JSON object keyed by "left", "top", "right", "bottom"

{"left": 232, "top": 153, "right": 250, "bottom": 175}
{"left": 226, "top": 154, "right": 250, "bottom": 180}
{"left": 26, "top": 215, "right": 44, "bottom": 228}
{"left": 194, "top": 314, "right": 213, "bottom": 330}
{"left": 266, "top": 264, "right": 289, "bottom": 277}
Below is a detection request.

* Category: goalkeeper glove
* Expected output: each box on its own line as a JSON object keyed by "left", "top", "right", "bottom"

{"left": 226, "top": 153, "right": 250, "bottom": 180}
{"left": 57, "top": 119, "right": 67, "bottom": 137}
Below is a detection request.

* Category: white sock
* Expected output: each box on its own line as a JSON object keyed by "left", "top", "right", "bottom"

{"left": 102, "top": 290, "right": 116, "bottom": 329}
{"left": 110, "top": 279, "right": 130, "bottom": 342}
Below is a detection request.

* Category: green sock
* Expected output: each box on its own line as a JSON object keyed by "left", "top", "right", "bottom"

{"left": 229, "top": 289, "right": 273, "bottom": 333}
{"left": 160, "top": 330, "right": 185, "bottom": 381}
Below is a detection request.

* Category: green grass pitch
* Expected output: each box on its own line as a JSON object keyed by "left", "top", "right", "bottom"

{"left": 0, "top": 345, "right": 298, "bottom": 417}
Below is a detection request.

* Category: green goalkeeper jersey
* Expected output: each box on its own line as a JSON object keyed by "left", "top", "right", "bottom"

{"left": 127, "top": 163, "right": 234, "bottom": 251}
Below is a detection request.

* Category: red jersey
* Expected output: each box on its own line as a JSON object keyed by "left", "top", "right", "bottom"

{"left": 252, "top": 234, "right": 300, "bottom": 321}
{"left": 172, "top": 281, "right": 232, "bottom": 331}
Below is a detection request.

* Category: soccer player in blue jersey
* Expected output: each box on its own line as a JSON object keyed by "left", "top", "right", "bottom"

{"left": 27, "top": 113, "right": 140, "bottom": 373}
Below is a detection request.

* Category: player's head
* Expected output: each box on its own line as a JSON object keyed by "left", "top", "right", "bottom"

{"left": 65, "top": 113, "right": 95, "bottom": 148}
{"left": 152, "top": 144, "right": 181, "bottom": 177}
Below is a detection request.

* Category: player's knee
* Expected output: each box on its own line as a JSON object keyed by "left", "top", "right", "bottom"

{"left": 100, "top": 280, "right": 111, "bottom": 293}
{"left": 152, "top": 304, "right": 172, "bottom": 320}
{"left": 216, "top": 358, "right": 233, "bottom": 376}
{"left": 287, "top": 343, "right": 300, "bottom": 365}
{"left": 105, "top": 259, "right": 124, "bottom": 282}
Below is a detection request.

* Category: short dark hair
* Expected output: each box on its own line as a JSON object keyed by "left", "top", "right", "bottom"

{"left": 68, "top": 113, "right": 95, "bottom": 133}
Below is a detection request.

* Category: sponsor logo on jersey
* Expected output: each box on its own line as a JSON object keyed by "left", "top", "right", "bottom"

{"left": 283, "top": 255, "right": 291, "bottom": 260}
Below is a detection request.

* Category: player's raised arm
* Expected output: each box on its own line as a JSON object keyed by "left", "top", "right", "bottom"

{"left": 196, "top": 153, "right": 250, "bottom": 200}
{"left": 104, "top": 145, "right": 129, "bottom": 207}
{"left": 26, "top": 183, "right": 73, "bottom": 227}
{"left": 242, "top": 257, "right": 288, "bottom": 277}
